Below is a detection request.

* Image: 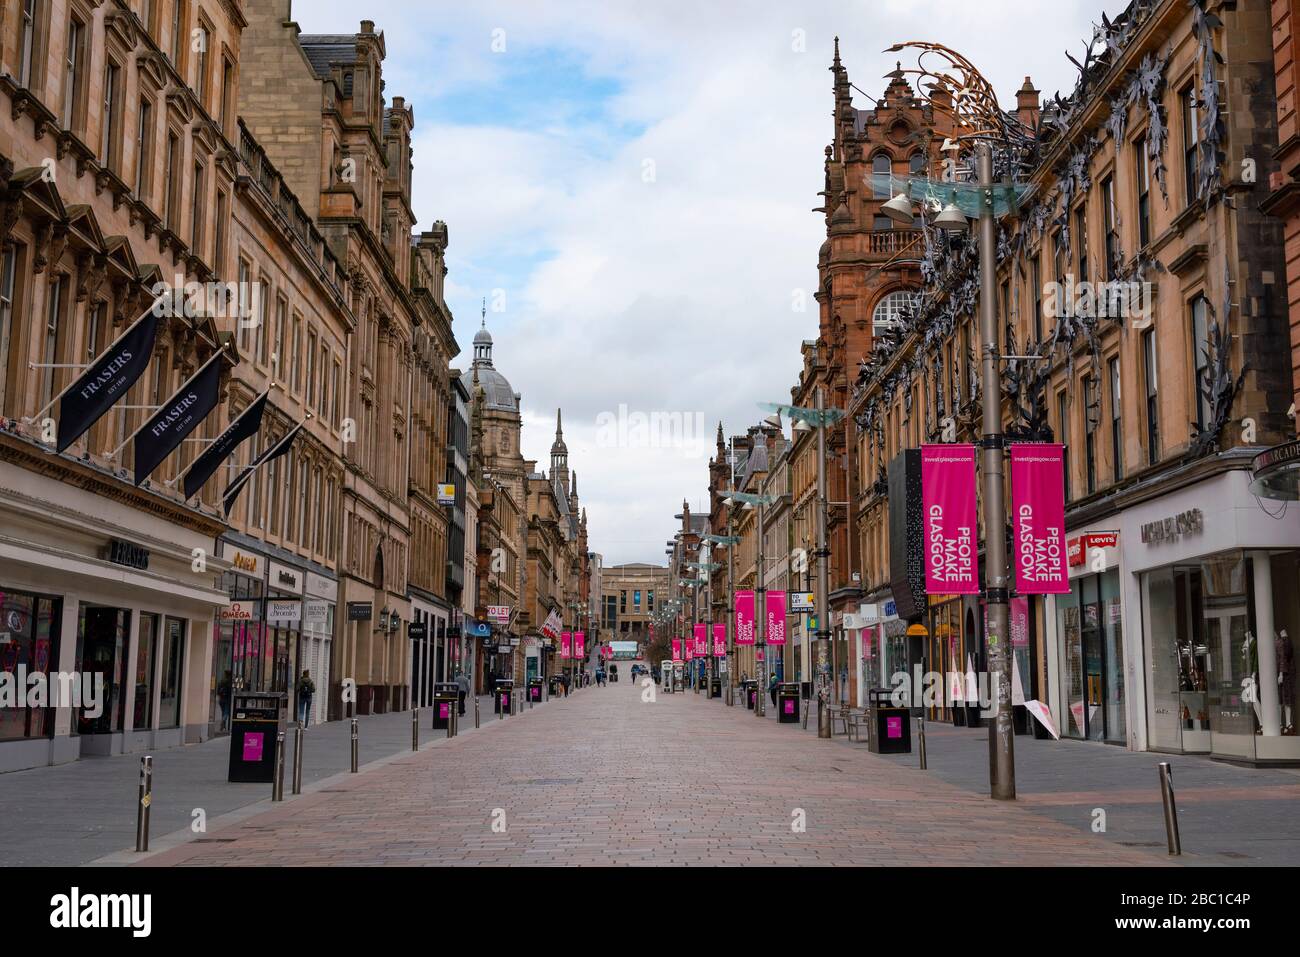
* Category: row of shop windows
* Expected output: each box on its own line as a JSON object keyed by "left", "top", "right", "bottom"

{"left": 1, "top": 588, "right": 184, "bottom": 742}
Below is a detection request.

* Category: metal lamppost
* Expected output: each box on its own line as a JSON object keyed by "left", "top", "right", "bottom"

{"left": 879, "top": 39, "right": 1041, "bottom": 798}
{"left": 704, "top": 531, "right": 739, "bottom": 704}
{"left": 719, "top": 489, "right": 779, "bottom": 717}
{"left": 687, "top": 557, "right": 721, "bottom": 694}
{"left": 761, "top": 397, "right": 845, "bottom": 738}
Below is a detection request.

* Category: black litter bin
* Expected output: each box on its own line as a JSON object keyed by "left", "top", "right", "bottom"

{"left": 494, "top": 679, "right": 514, "bottom": 715}
{"left": 528, "top": 677, "right": 544, "bottom": 702}
{"left": 776, "top": 682, "right": 800, "bottom": 723}
{"left": 710, "top": 678, "right": 722, "bottom": 698}
{"left": 548, "top": 675, "right": 562, "bottom": 698}
{"left": 743, "top": 680, "right": 757, "bottom": 710}
{"left": 227, "top": 691, "right": 286, "bottom": 783}
{"left": 866, "top": 687, "right": 911, "bottom": 754}
{"left": 432, "top": 682, "right": 459, "bottom": 730}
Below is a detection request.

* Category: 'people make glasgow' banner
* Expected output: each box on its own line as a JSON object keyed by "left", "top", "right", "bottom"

{"left": 1010, "top": 444, "right": 1069, "bottom": 594}
{"left": 921, "top": 444, "right": 978, "bottom": 594}
{"left": 55, "top": 310, "right": 160, "bottom": 453}
{"left": 712, "top": 622, "right": 725, "bottom": 657}
{"left": 765, "top": 591, "right": 787, "bottom": 645}
{"left": 734, "top": 589, "right": 755, "bottom": 645}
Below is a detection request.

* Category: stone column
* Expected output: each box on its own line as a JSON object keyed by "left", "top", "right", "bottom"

{"left": 1252, "top": 551, "right": 1281, "bottom": 737}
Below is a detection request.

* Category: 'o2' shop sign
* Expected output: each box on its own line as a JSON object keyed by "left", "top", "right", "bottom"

{"left": 920, "top": 445, "right": 977, "bottom": 594}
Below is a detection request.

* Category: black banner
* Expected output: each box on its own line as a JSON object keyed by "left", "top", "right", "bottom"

{"left": 132, "top": 355, "right": 223, "bottom": 485}
{"left": 182, "top": 389, "right": 269, "bottom": 499}
{"left": 222, "top": 420, "right": 303, "bottom": 516}
{"left": 55, "top": 311, "right": 160, "bottom": 452}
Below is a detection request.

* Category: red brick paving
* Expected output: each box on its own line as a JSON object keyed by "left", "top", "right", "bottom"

{"left": 138, "top": 685, "right": 1173, "bottom": 866}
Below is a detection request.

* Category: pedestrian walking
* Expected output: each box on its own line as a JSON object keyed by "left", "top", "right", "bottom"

{"left": 455, "top": 670, "right": 470, "bottom": 716}
{"left": 296, "top": 669, "right": 316, "bottom": 727}
{"left": 217, "top": 671, "right": 233, "bottom": 732}
{"left": 769, "top": 670, "right": 779, "bottom": 708}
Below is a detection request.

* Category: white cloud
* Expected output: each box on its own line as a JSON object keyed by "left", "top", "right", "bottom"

{"left": 293, "top": 0, "right": 1133, "bottom": 564}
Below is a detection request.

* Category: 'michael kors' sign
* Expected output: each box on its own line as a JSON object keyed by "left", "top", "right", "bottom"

{"left": 1141, "top": 508, "right": 1203, "bottom": 545}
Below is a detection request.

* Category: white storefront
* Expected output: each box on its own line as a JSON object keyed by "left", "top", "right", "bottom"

{"left": 1045, "top": 466, "right": 1300, "bottom": 762}
{"left": 0, "top": 461, "right": 228, "bottom": 772}
{"left": 301, "top": 571, "right": 335, "bottom": 726}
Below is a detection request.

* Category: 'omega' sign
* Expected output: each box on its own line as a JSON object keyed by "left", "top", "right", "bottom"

{"left": 1141, "top": 508, "right": 1203, "bottom": 545}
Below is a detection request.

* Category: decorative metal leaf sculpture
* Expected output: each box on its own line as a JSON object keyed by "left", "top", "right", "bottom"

{"left": 1188, "top": 270, "right": 1247, "bottom": 457}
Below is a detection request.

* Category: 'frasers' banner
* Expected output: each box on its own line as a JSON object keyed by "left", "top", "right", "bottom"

{"left": 574, "top": 632, "right": 586, "bottom": 659}
{"left": 921, "top": 444, "right": 978, "bottom": 594}
{"left": 1010, "top": 444, "right": 1069, "bottom": 594}
{"left": 671, "top": 639, "right": 682, "bottom": 661}
{"left": 734, "top": 590, "right": 756, "bottom": 645}
{"left": 693, "top": 623, "right": 707, "bottom": 656}
{"left": 765, "top": 591, "right": 787, "bottom": 645}
{"left": 560, "top": 632, "right": 572, "bottom": 659}
{"left": 712, "top": 622, "right": 726, "bottom": 657}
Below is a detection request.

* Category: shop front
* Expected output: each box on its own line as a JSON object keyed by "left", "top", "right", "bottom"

{"left": 1053, "top": 531, "right": 1125, "bottom": 744}
{"left": 409, "top": 596, "right": 450, "bottom": 710}
{"left": 1, "top": 471, "right": 227, "bottom": 771}
{"left": 1129, "top": 469, "right": 1300, "bottom": 763}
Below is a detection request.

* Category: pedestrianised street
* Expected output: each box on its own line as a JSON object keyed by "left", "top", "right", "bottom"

{"left": 1, "top": 0, "right": 1298, "bottom": 936}
{"left": 57, "top": 682, "right": 1289, "bottom": 868}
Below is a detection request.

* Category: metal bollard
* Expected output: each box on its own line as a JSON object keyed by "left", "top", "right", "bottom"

{"left": 449, "top": 701, "right": 457, "bottom": 738}
{"left": 918, "top": 715, "right": 928, "bottom": 770}
{"left": 474, "top": 693, "right": 480, "bottom": 729}
{"left": 350, "top": 717, "right": 359, "bottom": 773}
{"left": 135, "top": 755, "right": 152, "bottom": 852}
{"left": 412, "top": 707, "right": 419, "bottom": 751}
{"left": 292, "top": 726, "right": 304, "bottom": 795}
{"left": 1158, "top": 762, "right": 1182, "bottom": 855}
{"left": 272, "top": 730, "right": 285, "bottom": 801}
{"left": 802, "top": 696, "right": 810, "bottom": 730}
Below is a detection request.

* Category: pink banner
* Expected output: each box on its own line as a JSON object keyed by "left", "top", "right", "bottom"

{"left": 765, "top": 591, "right": 787, "bottom": 645}
{"left": 560, "top": 631, "right": 572, "bottom": 659}
{"left": 921, "top": 444, "right": 978, "bottom": 594}
{"left": 574, "top": 632, "right": 585, "bottom": 659}
{"left": 1010, "top": 444, "right": 1069, "bottom": 594}
{"left": 734, "top": 590, "right": 755, "bottom": 645}
{"left": 693, "top": 623, "right": 707, "bottom": 656}
{"left": 712, "top": 622, "right": 726, "bottom": 657}
{"left": 671, "top": 638, "right": 682, "bottom": 661}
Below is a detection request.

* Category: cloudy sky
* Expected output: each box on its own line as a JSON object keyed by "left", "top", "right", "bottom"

{"left": 302, "top": 0, "right": 1127, "bottom": 565}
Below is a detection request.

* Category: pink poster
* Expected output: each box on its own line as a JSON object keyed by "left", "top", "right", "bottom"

{"left": 693, "top": 623, "right": 706, "bottom": 656}
{"left": 574, "top": 632, "right": 585, "bottom": 659}
{"left": 765, "top": 591, "right": 787, "bottom": 645}
{"left": 671, "top": 638, "right": 682, "bottom": 661}
{"left": 242, "top": 732, "right": 264, "bottom": 762}
{"left": 734, "top": 590, "right": 755, "bottom": 645}
{"left": 560, "top": 631, "right": 572, "bottom": 659}
{"left": 921, "top": 444, "right": 978, "bottom": 594}
{"left": 1010, "top": 444, "right": 1069, "bottom": 594}
{"left": 712, "top": 622, "right": 726, "bottom": 657}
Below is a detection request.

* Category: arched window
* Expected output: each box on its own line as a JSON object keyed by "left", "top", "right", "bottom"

{"left": 872, "top": 153, "right": 892, "bottom": 198}
{"left": 872, "top": 289, "right": 920, "bottom": 335}
{"left": 909, "top": 151, "right": 927, "bottom": 176}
